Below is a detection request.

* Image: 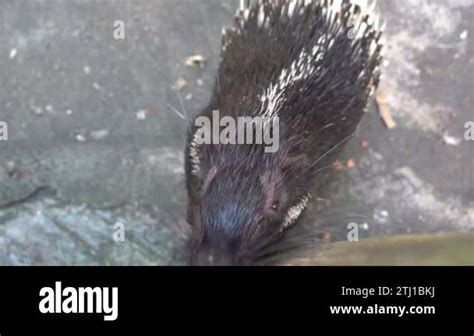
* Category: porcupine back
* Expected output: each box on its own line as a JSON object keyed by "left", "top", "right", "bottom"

{"left": 190, "top": 0, "right": 383, "bottom": 174}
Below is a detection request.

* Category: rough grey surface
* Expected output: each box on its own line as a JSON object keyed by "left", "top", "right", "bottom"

{"left": 0, "top": 0, "right": 473, "bottom": 265}
{"left": 0, "top": 197, "right": 185, "bottom": 265}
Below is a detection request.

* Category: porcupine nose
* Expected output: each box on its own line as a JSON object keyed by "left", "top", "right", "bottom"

{"left": 192, "top": 246, "right": 235, "bottom": 266}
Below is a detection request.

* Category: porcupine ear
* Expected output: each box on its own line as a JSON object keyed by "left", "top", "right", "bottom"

{"left": 261, "top": 153, "right": 308, "bottom": 218}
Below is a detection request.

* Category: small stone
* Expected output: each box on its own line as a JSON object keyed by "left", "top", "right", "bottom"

{"left": 9, "top": 48, "right": 17, "bottom": 60}
{"left": 32, "top": 105, "right": 44, "bottom": 115}
{"left": 347, "top": 159, "right": 356, "bottom": 169}
{"left": 89, "top": 129, "right": 110, "bottom": 141}
{"left": 66, "top": 109, "right": 73, "bottom": 115}
{"left": 197, "top": 79, "right": 204, "bottom": 86}
{"left": 45, "top": 105, "right": 53, "bottom": 113}
{"left": 443, "top": 132, "right": 461, "bottom": 146}
{"left": 460, "top": 30, "right": 468, "bottom": 40}
{"left": 83, "top": 65, "right": 91, "bottom": 74}
{"left": 185, "top": 55, "right": 207, "bottom": 68}
{"left": 185, "top": 93, "right": 193, "bottom": 100}
{"left": 75, "top": 134, "right": 87, "bottom": 143}
{"left": 374, "top": 209, "right": 389, "bottom": 224}
{"left": 136, "top": 109, "right": 148, "bottom": 120}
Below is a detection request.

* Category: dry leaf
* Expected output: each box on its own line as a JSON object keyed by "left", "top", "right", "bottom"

{"left": 173, "top": 76, "right": 187, "bottom": 91}
{"left": 185, "top": 55, "right": 207, "bottom": 68}
{"left": 376, "top": 91, "right": 397, "bottom": 129}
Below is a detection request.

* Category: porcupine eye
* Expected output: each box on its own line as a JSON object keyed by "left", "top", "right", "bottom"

{"left": 264, "top": 195, "right": 288, "bottom": 226}
{"left": 263, "top": 180, "right": 288, "bottom": 220}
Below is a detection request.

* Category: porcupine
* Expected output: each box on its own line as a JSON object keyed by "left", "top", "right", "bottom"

{"left": 184, "top": 0, "right": 384, "bottom": 265}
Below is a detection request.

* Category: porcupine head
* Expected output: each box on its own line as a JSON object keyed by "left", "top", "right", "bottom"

{"left": 185, "top": 0, "right": 383, "bottom": 265}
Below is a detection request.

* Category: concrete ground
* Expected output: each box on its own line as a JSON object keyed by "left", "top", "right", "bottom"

{"left": 0, "top": 0, "right": 473, "bottom": 265}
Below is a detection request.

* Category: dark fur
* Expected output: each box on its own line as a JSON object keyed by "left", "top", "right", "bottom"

{"left": 185, "top": 0, "right": 383, "bottom": 265}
